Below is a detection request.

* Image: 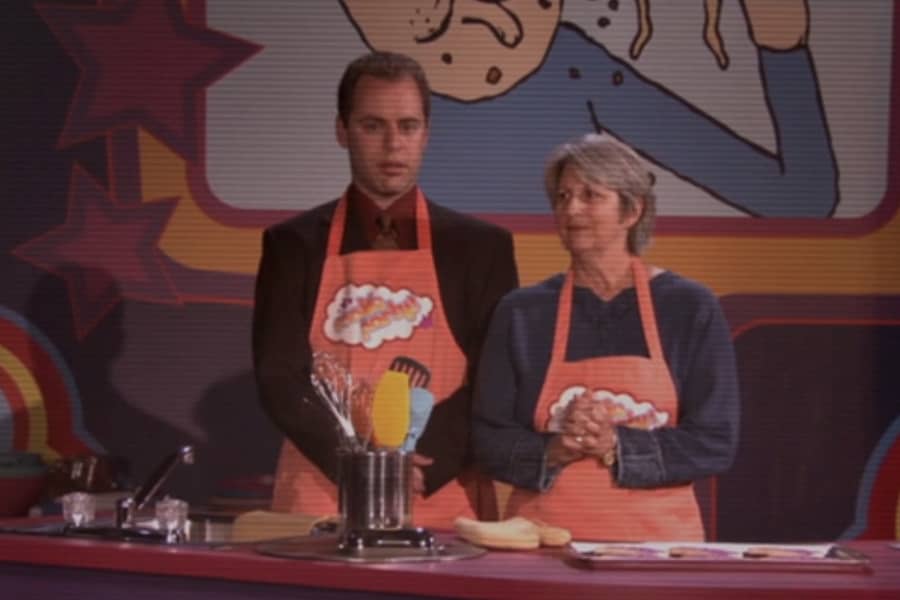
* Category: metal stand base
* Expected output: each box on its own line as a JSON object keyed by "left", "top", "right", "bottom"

{"left": 339, "top": 527, "right": 435, "bottom": 553}
{"left": 256, "top": 533, "right": 486, "bottom": 563}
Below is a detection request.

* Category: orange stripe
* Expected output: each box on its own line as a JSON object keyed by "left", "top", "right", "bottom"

{"left": 138, "top": 130, "right": 900, "bottom": 296}
{"left": 139, "top": 129, "right": 260, "bottom": 274}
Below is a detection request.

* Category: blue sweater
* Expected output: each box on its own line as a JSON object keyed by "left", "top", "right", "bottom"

{"left": 472, "top": 271, "right": 740, "bottom": 491}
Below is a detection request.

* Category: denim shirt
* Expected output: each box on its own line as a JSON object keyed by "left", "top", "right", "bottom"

{"left": 472, "top": 272, "right": 740, "bottom": 491}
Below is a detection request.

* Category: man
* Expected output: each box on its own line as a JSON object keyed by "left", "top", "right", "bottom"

{"left": 252, "top": 52, "right": 518, "bottom": 527}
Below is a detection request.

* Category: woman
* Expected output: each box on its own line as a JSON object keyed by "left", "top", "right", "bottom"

{"left": 472, "top": 134, "right": 739, "bottom": 541}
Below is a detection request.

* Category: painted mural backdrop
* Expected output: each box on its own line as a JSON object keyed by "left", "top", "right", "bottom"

{"left": 2, "top": 0, "right": 898, "bottom": 541}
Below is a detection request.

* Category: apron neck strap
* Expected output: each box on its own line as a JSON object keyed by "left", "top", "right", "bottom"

{"left": 632, "top": 259, "right": 665, "bottom": 361}
{"left": 550, "top": 271, "right": 575, "bottom": 364}
{"left": 326, "top": 188, "right": 431, "bottom": 256}
{"left": 551, "top": 258, "right": 665, "bottom": 363}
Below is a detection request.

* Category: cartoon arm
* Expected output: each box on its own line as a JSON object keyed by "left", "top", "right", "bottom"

{"left": 565, "top": 21, "right": 838, "bottom": 218}
{"left": 423, "top": 0, "right": 836, "bottom": 217}
{"left": 611, "top": 0, "right": 834, "bottom": 217}
{"left": 622, "top": 0, "right": 835, "bottom": 217}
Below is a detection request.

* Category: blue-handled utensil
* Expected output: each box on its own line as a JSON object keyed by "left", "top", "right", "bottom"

{"left": 402, "top": 387, "right": 434, "bottom": 452}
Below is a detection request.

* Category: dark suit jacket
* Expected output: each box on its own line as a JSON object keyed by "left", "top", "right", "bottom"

{"left": 252, "top": 193, "right": 519, "bottom": 495}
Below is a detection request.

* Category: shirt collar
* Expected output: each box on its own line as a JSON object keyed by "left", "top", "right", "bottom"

{"left": 347, "top": 184, "right": 419, "bottom": 249}
{"left": 348, "top": 184, "right": 417, "bottom": 222}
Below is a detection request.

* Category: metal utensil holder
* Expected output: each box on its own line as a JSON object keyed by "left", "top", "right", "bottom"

{"left": 338, "top": 449, "right": 412, "bottom": 534}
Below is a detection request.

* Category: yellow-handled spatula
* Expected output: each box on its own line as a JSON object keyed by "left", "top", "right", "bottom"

{"left": 371, "top": 370, "right": 411, "bottom": 448}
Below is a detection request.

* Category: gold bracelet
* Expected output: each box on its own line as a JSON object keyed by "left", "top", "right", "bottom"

{"left": 601, "top": 431, "right": 618, "bottom": 468}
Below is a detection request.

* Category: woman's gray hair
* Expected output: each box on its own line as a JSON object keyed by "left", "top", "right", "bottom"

{"left": 544, "top": 134, "right": 656, "bottom": 255}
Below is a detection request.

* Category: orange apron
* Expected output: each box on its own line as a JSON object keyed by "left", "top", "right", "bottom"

{"left": 505, "top": 259, "right": 704, "bottom": 541}
{"left": 271, "top": 189, "right": 481, "bottom": 528}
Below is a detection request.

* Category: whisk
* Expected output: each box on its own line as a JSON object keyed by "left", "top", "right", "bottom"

{"left": 309, "top": 371, "right": 356, "bottom": 442}
{"left": 307, "top": 352, "right": 373, "bottom": 450}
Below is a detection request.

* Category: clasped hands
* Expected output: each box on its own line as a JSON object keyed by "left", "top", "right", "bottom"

{"left": 546, "top": 395, "right": 618, "bottom": 469}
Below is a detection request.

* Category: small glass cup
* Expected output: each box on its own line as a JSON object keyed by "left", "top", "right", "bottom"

{"left": 61, "top": 492, "right": 96, "bottom": 528}
{"left": 155, "top": 496, "right": 189, "bottom": 543}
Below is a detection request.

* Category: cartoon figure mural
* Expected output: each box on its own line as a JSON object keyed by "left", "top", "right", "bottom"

{"left": 345, "top": 0, "right": 837, "bottom": 217}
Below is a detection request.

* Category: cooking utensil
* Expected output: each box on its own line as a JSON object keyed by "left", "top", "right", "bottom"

{"left": 309, "top": 376, "right": 355, "bottom": 441}
{"left": 402, "top": 388, "right": 434, "bottom": 452}
{"left": 388, "top": 356, "right": 431, "bottom": 390}
{"left": 349, "top": 380, "right": 374, "bottom": 448}
{"left": 371, "top": 370, "right": 411, "bottom": 448}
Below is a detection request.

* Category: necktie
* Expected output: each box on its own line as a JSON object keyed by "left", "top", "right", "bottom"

{"left": 373, "top": 213, "right": 399, "bottom": 249}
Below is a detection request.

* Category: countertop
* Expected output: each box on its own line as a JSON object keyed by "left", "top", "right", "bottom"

{"left": 0, "top": 524, "right": 898, "bottom": 600}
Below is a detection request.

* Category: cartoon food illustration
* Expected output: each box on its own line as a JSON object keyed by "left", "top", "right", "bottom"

{"left": 546, "top": 386, "right": 669, "bottom": 432}
{"left": 340, "top": 0, "right": 562, "bottom": 100}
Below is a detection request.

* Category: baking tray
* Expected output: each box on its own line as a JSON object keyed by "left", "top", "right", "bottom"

{"left": 565, "top": 541, "right": 871, "bottom": 574}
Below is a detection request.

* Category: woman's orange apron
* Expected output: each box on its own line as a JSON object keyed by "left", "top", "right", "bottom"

{"left": 505, "top": 259, "right": 704, "bottom": 541}
{"left": 271, "top": 189, "right": 484, "bottom": 528}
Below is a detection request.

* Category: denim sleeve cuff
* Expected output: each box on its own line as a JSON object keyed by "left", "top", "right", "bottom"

{"left": 507, "top": 432, "right": 551, "bottom": 491}
{"left": 615, "top": 426, "right": 667, "bottom": 488}
{"left": 538, "top": 455, "right": 562, "bottom": 491}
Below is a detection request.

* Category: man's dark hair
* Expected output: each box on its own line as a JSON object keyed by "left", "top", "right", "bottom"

{"left": 337, "top": 51, "right": 431, "bottom": 124}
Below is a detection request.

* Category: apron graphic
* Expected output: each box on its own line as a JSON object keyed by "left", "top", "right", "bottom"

{"left": 505, "top": 259, "right": 704, "bottom": 541}
{"left": 323, "top": 283, "right": 434, "bottom": 350}
{"left": 272, "top": 189, "right": 486, "bottom": 527}
{"left": 546, "top": 386, "right": 670, "bottom": 433}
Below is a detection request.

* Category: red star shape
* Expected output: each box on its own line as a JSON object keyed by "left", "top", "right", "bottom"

{"left": 37, "top": 0, "right": 261, "bottom": 161}
{"left": 13, "top": 166, "right": 179, "bottom": 338}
